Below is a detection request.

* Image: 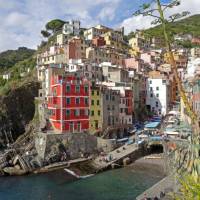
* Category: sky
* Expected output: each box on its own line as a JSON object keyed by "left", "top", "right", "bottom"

{"left": 0, "top": 0, "right": 200, "bottom": 52}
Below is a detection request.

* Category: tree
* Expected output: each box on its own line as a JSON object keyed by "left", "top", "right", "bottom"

{"left": 45, "top": 19, "right": 66, "bottom": 33}
{"left": 41, "top": 30, "right": 51, "bottom": 38}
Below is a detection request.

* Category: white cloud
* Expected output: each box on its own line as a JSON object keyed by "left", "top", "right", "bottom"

{"left": 97, "top": 0, "right": 121, "bottom": 21}
{"left": 121, "top": 15, "right": 154, "bottom": 34}
{"left": 121, "top": 0, "right": 200, "bottom": 34}
{"left": 5, "top": 12, "right": 29, "bottom": 27}
{"left": 0, "top": 0, "right": 199, "bottom": 51}
{"left": 0, "top": 0, "right": 122, "bottom": 52}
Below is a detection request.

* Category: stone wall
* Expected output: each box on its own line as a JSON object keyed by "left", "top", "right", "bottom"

{"left": 97, "top": 138, "right": 117, "bottom": 153}
{"left": 35, "top": 132, "right": 98, "bottom": 162}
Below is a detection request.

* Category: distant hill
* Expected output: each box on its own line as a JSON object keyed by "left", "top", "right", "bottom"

{"left": 0, "top": 47, "right": 35, "bottom": 69}
{"left": 127, "top": 15, "right": 200, "bottom": 40}
{"left": 144, "top": 14, "right": 200, "bottom": 38}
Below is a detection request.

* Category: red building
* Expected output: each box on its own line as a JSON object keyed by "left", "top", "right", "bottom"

{"left": 119, "top": 89, "right": 133, "bottom": 125}
{"left": 48, "top": 74, "right": 90, "bottom": 133}
{"left": 92, "top": 36, "right": 106, "bottom": 47}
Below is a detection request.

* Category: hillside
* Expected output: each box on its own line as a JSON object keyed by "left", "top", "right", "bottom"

{"left": 144, "top": 14, "right": 200, "bottom": 39}
{"left": 127, "top": 14, "right": 200, "bottom": 43}
{"left": 0, "top": 47, "right": 35, "bottom": 69}
{"left": 0, "top": 47, "right": 38, "bottom": 148}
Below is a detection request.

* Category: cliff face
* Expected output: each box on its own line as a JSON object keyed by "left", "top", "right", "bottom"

{"left": 0, "top": 81, "right": 40, "bottom": 148}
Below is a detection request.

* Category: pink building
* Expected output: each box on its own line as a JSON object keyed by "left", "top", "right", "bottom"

{"left": 140, "top": 52, "right": 156, "bottom": 69}
{"left": 123, "top": 57, "right": 143, "bottom": 72}
{"left": 92, "top": 36, "right": 106, "bottom": 47}
{"left": 66, "top": 37, "right": 86, "bottom": 60}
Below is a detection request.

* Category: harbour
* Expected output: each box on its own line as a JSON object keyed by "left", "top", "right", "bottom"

{"left": 0, "top": 156, "right": 165, "bottom": 200}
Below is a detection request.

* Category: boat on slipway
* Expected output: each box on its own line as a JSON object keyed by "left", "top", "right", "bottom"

{"left": 64, "top": 168, "right": 94, "bottom": 179}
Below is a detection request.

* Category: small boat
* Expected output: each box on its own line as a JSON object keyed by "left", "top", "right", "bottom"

{"left": 64, "top": 168, "right": 94, "bottom": 179}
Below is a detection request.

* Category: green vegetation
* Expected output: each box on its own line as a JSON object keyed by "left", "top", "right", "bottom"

{"left": 173, "top": 174, "right": 200, "bottom": 200}
{"left": 40, "top": 19, "right": 66, "bottom": 38}
{"left": 0, "top": 68, "right": 37, "bottom": 96}
{"left": 0, "top": 48, "right": 36, "bottom": 95}
{"left": 127, "top": 14, "right": 200, "bottom": 48}
{"left": 45, "top": 19, "right": 66, "bottom": 33}
{"left": 0, "top": 47, "right": 35, "bottom": 69}
{"left": 144, "top": 14, "right": 200, "bottom": 39}
{"left": 41, "top": 30, "right": 51, "bottom": 38}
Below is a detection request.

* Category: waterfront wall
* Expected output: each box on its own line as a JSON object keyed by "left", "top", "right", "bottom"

{"left": 35, "top": 132, "right": 98, "bottom": 162}
{"left": 97, "top": 138, "right": 117, "bottom": 153}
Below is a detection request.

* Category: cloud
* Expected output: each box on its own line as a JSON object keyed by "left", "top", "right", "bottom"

{"left": 97, "top": 0, "right": 121, "bottom": 21}
{"left": 121, "top": 0, "right": 200, "bottom": 34}
{"left": 0, "top": 0, "right": 122, "bottom": 52}
{"left": 0, "top": 0, "right": 199, "bottom": 51}
{"left": 121, "top": 15, "right": 154, "bottom": 34}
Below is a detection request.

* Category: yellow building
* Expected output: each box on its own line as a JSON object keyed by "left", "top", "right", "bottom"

{"left": 89, "top": 86, "right": 102, "bottom": 134}
{"left": 103, "top": 30, "right": 123, "bottom": 49}
{"left": 129, "top": 32, "right": 150, "bottom": 54}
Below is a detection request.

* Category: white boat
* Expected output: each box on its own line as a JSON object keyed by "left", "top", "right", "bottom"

{"left": 64, "top": 168, "right": 94, "bottom": 179}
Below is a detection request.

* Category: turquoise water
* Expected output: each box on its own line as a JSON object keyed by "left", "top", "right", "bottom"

{"left": 0, "top": 166, "right": 164, "bottom": 200}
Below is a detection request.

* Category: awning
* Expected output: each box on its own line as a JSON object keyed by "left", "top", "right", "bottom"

{"left": 144, "top": 122, "right": 160, "bottom": 129}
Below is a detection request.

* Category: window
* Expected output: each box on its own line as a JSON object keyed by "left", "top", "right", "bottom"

{"left": 91, "top": 100, "right": 94, "bottom": 105}
{"left": 108, "top": 116, "right": 111, "bottom": 126}
{"left": 66, "top": 110, "right": 70, "bottom": 116}
{"left": 92, "top": 90, "right": 94, "bottom": 95}
{"left": 150, "top": 94, "right": 153, "bottom": 98}
{"left": 156, "top": 94, "right": 159, "bottom": 97}
{"left": 106, "top": 94, "right": 109, "bottom": 100}
{"left": 66, "top": 98, "right": 70, "bottom": 105}
{"left": 84, "top": 97, "right": 89, "bottom": 105}
{"left": 112, "top": 105, "right": 115, "bottom": 110}
{"left": 76, "top": 85, "right": 80, "bottom": 93}
{"left": 69, "top": 122, "right": 73, "bottom": 132}
{"left": 97, "top": 91, "right": 99, "bottom": 96}
{"left": 75, "top": 98, "right": 80, "bottom": 105}
{"left": 97, "top": 100, "right": 100, "bottom": 105}
{"left": 98, "top": 110, "right": 101, "bottom": 116}
{"left": 74, "top": 109, "right": 80, "bottom": 116}
{"left": 162, "top": 80, "right": 166, "bottom": 84}
{"left": 107, "top": 105, "right": 110, "bottom": 111}
{"left": 85, "top": 109, "right": 89, "bottom": 116}
{"left": 150, "top": 80, "right": 152, "bottom": 84}
{"left": 150, "top": 87, "right": 153, "bottom": 91}
{"left": 156, "top": 101, "right": 159, "bottom": 107}
{"left": 80, "top": 109, "right": 84, "bottom": 116}
{"left": 156, "top": 87, "right": 159, "bottom": 91}
{"left": 50, "top": 109, "right": 55, "bottom": 116}
{"left": 84, "top": 85, "right": 88, "bottom": 93}
{"left": 66, "top": 85, "right": 70, "bottom": 92}
{"left": 91, "top": 110, "right": 94, "bottom": 116}
{"left": 112, "top": 96, "right": 115, "bottom": 101}
{"left": 77, "top": 122, "right": 81, "bottom": 132}
{"left": 53, "top": 88, "right": 57, "bottom": 96}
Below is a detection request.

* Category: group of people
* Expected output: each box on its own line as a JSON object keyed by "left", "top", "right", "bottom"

{"left": 142, "top": 191, "right": 165, "bottom": 200}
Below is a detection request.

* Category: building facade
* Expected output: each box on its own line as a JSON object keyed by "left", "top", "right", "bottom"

{"left": 146, "top": 71, "right": 170, "bottom": 115}
{"left": 48, "top": 74, "right": 90, "bottom": 133}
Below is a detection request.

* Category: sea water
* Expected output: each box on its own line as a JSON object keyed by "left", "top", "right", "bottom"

{"left": 0, "top": 165, "right": 164, "bottom": 200}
